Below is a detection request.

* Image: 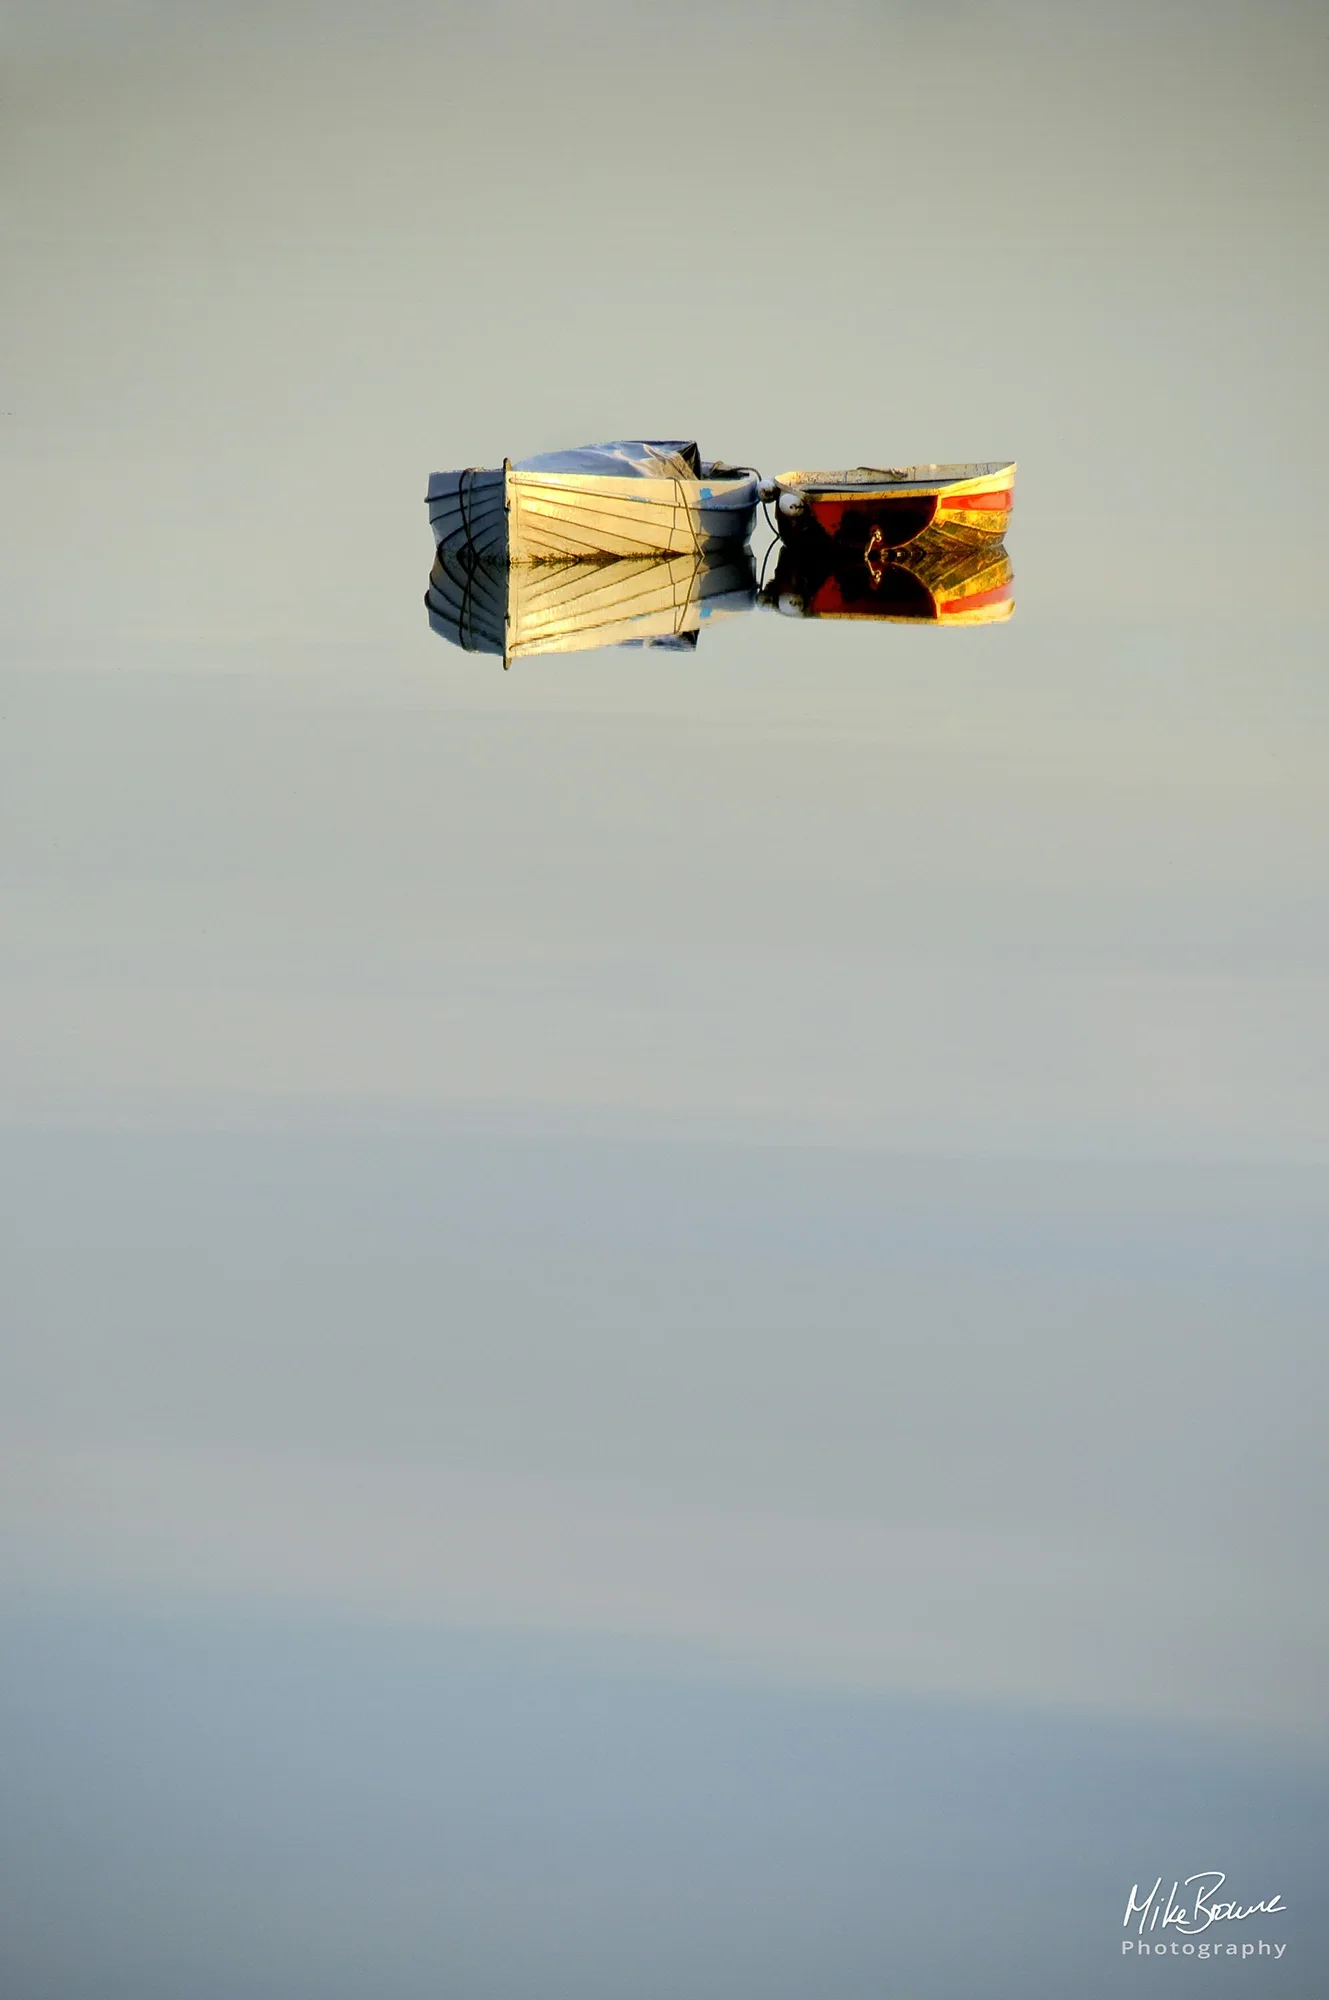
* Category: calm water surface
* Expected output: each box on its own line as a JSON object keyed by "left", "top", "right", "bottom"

{"left": 2, "top": 4, "right": 1326, "bottom": 1995}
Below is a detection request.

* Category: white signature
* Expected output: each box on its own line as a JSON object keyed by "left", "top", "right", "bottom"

{"left": 1124, "top": 1873, "right": 1287, "bottom": 1937}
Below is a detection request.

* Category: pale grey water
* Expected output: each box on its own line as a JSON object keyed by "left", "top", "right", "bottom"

{"left": 2, "top": 3, "right": 1327, "bottom": 1995}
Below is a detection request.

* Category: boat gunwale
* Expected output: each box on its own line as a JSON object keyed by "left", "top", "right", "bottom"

{"left": 772, "top": 461, "right": 1015, "bottom": 500}
{"left": 507, "top": 469, "right": 760, "bottom": 504}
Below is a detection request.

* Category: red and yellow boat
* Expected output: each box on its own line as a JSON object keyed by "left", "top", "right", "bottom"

{"left": 762, "top": 460, "right": 1015, "bottom": 555}
{"left": 760, "top": 539, "right": 1014, "bottom": 626}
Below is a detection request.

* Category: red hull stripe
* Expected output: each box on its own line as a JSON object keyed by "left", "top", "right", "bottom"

{"left": 938, "top": 580, "right": 1015, "bottom": 614}
{"left": 809, "top": 580, "right": 850, "bottom": 615}
{"left": 808, "top": 496, "right": 939, "bottom": 544}
{"left": 937, "top": 490, "right": 1013, "bottom": 511}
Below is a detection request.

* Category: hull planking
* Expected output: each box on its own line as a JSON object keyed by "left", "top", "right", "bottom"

{"left": 426, "top": 464, "right": 759, "bottom": 564}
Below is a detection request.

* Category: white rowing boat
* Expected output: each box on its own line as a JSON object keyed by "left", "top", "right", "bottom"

{"left": 426, "top": 441, "right": 760, "bottom": 563}
{"left": 425, "top": 547, "right": 756, "bottom": 666}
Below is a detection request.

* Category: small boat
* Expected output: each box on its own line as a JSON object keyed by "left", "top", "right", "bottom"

{"left": 760, "top": 539, "right": 1014, "bottom": 626}
{"left": 761, "top": 461, "right": 1015, "bottom": 555}
{"left": 425, "top": 547, "right": 756, "bottom": 666}
{"left": 426, "top": 441, "right": 761, "bottom": 564}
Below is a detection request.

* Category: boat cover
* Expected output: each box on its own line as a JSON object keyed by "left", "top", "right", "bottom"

{"left": 512, "top": 440, "right": 702, "bottom": 479}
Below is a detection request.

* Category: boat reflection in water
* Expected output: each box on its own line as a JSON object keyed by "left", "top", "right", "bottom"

{"left": 424, "top": 535, "right": 1012, "bottom": 667}
{"left": 426, "top": 546, "right": 757, "bottom": 667}
{"left": 759, "top": 538, "right": 1014, "bottom": 626}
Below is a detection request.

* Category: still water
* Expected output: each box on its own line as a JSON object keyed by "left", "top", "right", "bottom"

{"left": 3, "top": 4, "right": 1327, "bottom": 1996}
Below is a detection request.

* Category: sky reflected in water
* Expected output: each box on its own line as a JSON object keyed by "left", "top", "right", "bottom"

{"left": 2, "top": 2, "right": 1327, "bottom": 1994}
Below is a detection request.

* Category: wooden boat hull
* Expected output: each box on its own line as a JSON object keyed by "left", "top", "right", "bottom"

{"left": 426, "top": 463, "right": 760, "bottom": 564}
{"left": 760, "top": 539, "right": 1014, "bottom": 626}
{"left": 769, "top": 461, "right": 1015, "bottom": 556}
{"left": 508, "top": 468, "right": 758, "bottom": 561}
{"left": 426, "top": 548, "right": 757, "bottom": 665}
